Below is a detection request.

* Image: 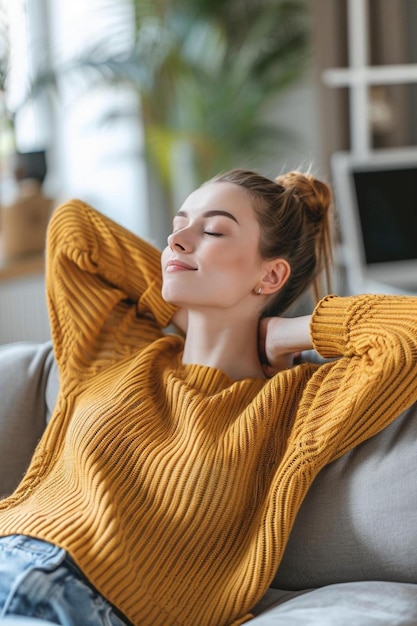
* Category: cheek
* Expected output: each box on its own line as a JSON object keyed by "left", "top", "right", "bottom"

{"left": 208, "top": 252, "right": 261, "bottom": 299}
{"left": 161, "top": 246, "right": 169, "bottom": 268}
{"left": 223, "top": 247, "right": 261, "bottom": 276}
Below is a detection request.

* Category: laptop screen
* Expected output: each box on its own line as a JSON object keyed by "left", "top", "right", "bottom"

{"left": 353, "top": 166, "right": 417, "bottom": 265}
{"left": 331, "top": 149, "right": 417, "bottom": 294}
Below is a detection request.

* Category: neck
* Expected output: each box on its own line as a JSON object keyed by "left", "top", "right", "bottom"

{"left": 182, "top": 310, "right": 265, "bottom": 381}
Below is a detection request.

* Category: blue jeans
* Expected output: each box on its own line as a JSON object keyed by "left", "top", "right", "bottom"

{"left": 0, "top": 535, "right": 130, "bottom": 626}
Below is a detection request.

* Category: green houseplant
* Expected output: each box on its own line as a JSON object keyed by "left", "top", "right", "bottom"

{"left": 33, "top": 0, "right": 310, "bottom": 215}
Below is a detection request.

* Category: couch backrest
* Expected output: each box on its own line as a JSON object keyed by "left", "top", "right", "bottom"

{"left": 1, "top": 341, "right": 416, "bottom": 589}
{"left": 273, "top": 400, "right": 417, "bottom": 589}
{"left": 0, "top": 341, "right": 57, "bottom": 497}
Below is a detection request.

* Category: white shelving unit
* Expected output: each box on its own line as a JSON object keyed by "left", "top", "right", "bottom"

{"left": 322, "top": 0, "right": 417, "bottom": 157}
{"left": 320, "top": 0, "right": 417, "bottom": 297}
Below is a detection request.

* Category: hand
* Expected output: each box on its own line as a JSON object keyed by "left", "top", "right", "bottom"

{"left": 258, "top": 315, "right": 313, "bottom": 377}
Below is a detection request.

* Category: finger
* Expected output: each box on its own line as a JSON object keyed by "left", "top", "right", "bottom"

{"left": 262, "top": 364, "right": 278, "bottom": 378}
{"left": 258, "top": 319, "right": 269, "bottom": 365}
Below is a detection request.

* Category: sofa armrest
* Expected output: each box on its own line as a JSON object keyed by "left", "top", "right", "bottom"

{"left": 0, "top": 341, "right": 56, "bottom": 497}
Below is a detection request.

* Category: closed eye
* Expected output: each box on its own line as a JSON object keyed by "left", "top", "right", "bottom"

{"left": 204, "top": 231, "right": 223, "bottom": 237}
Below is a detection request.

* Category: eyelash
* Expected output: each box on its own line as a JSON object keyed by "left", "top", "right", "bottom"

{"left": 171, "top": 228, "right": 223, "bottom": 237}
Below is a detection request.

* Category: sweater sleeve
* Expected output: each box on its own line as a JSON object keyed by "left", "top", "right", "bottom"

{"left": 297, "top": 293, "right": 417, "bottom": 463}
{"left": 46, "top": 200, "right": 177, "bottom": 386}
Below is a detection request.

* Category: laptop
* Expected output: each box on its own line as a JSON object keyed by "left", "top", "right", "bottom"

{"left": 331, "top": 148, "right": 417, "bottom": 295}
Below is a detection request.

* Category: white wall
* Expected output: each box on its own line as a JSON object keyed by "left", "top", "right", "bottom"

{"left": 8, "top": 0, "right": 153, "bottom": 239}
{"left": 46, "top": 0, "right": 153, "bottom": 237}
{"left": 270, "top": 74, "right": 325, "bottom": 177}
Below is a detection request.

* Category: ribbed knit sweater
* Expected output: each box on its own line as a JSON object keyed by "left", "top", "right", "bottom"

{"left": 1, "top": 200, "right": 417, "bottom": 626}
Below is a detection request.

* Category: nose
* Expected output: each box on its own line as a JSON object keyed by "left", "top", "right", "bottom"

{"left": 167, "top": 229, "right": 193, "bottom": 252}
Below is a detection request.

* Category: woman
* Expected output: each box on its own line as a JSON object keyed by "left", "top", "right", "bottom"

{"left": 0, "top": 168, "right": 416, "bottom": 626}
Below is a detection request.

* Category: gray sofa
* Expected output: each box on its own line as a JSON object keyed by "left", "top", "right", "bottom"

{"left": 1, "top": 341, "right": 417, "bottom": 625}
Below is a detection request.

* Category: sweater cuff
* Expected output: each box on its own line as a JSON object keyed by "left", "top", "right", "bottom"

{"left": 138, "top": 282, "right": 177, "bottom": 329}
{"left": 310, "top": 295, "right": 355, "bottom": 358}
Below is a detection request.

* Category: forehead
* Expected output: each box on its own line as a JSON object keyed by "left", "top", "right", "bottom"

{"left": 178, "top": 181, "right": 255, "bottom": 218}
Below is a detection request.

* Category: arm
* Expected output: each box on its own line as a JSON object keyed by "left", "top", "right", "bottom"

{"left": 296, "top": 294, "right": 417, "bottom": 461}
{"left": 46, "top": 200, "right": 177, "bottom": 385}
{"left": 259, "top": 315, "right": 313, "bottom": 377}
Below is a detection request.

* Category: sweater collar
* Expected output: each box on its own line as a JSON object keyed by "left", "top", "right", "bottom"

{"left": 178, "top": 362, "right": 266, "bottom": 396}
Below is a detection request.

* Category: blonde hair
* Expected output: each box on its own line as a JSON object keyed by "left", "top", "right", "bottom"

{"left": 208, "top": 168, "right": 334, "bottom": 315}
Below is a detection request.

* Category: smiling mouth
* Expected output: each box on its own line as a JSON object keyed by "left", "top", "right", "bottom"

{"left": 166, "top": 260, "right": 197, "bottom": 272}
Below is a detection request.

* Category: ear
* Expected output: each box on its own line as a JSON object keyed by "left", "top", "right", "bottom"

{"left": 260, "top": 258, "right": 291, "bottom": 295}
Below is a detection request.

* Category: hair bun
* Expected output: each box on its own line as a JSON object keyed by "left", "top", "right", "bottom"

{"left": 275, "top": 170, "right": 332, "bottom": 223}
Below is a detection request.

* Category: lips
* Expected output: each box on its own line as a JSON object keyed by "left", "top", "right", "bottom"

{"left": 165, "top": 259, "right": 197, "bottom": 272}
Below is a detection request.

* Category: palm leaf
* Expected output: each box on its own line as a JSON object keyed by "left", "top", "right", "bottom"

{"left": 28, "top": 0, "right": 310, "bottom": 206}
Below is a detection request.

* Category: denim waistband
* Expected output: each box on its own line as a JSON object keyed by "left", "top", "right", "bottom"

{"left": 0, "top": 534, "right": 66, "bottom": 568}
{"left": 0, "top": 534, "right": 133, "bottom": 626}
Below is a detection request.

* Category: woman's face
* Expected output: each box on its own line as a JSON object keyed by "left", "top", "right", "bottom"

{"left": 161, "top": 181, "right": 265, "bottom": 310}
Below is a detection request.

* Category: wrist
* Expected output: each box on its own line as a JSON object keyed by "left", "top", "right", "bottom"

{"left": 273, "top": 315, "right": 313, "bottom": 354}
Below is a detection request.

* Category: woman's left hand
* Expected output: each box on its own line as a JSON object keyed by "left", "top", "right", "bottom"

{"left": 258, "top": 315, "right": 313, "bottom": 377}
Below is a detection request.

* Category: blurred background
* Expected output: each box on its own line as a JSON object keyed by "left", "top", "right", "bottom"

{"left": 0, "top": 0, "right": 417, "bottom": 343}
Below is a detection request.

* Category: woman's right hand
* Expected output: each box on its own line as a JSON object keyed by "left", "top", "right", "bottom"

{"left": 258, "top": 315, "right": 313, "bottom": 377}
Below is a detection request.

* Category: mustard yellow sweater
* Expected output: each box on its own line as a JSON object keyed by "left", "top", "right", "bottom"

{"left": 1, "top": 201, "right": 417, "bottom": 626}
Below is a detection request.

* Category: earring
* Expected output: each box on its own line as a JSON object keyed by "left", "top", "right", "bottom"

{"left": 256, "top": 286, "right": 262, "bottom": 295}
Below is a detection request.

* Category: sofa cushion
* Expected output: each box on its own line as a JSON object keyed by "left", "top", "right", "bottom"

{"left": 45, "top": 354, "right": 59, "bottom": 423}
{"left": 0, "top": 341, "right": 55, "bottom": 498}
{"left": 2, "top": 341, "right": 417, "bottom": 593}
{"left": 251, "top": 581, "right": 417, "bottom": 625}
{"left": 273, "top": 401, "right": 417, "bottom": 588}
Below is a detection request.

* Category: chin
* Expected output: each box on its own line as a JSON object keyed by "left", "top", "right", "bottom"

{"left": 161, "top": 285, "right": 183, "bottom": 306}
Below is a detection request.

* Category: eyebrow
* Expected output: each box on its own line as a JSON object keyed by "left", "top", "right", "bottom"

{"left": 176, "top": 209, "right": 239, "bottom": 224}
